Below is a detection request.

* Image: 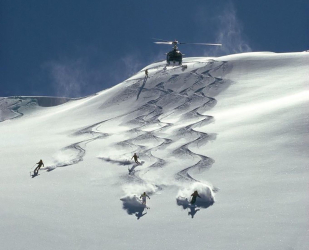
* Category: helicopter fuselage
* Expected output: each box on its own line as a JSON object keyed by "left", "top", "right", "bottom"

{"left": 166, "top": 49, "right": 182, "bottom": 65}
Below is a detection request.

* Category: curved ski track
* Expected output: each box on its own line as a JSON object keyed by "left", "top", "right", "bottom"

{"left": 0, "top": 97, "right": 38, "bottom": 121}
{"left": 3, "top": 60, "right": 229, "bottom": 194}
{"left": 97, "top": 60, "right": 229, "bottom": 187}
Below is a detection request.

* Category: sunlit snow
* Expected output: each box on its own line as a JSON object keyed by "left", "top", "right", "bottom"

{"left": 0, "top": 52, "right": 308, "bottom": 250}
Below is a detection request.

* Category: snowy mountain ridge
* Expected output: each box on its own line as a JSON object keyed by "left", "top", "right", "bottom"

{"left": 0, "top": 52, "right": 308, "bottom": 250}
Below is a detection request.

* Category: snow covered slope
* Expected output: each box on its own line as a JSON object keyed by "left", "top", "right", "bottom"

{"left": 0, "top": 52, "right": 308, "bottom": 250}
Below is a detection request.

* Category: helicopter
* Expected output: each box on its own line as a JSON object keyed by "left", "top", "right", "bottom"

{"left": 153, "top": 38, "right": 222, "bottom": 65}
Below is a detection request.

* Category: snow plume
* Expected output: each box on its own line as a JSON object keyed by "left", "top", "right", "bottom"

{"left": 44, "top": 56, "right": 106, "bottom": 98}
{"left": 122, "top": 183, "right": 157, "bottom": 197}
{"left": 210, "top": 2, "right": 251, "bottom": 56}
{"left": 176, "top": 182, "right": 215, "bottom": 209}
{"left": 120, "top": 183, "right": 156, "bottom": 215}
{"left": 44, "top": 59, "right": 88, "bottom": 98}
{"left": 112, "top": 53, "right": 144, "bottom": 84}
{"left": 112, "top": 50, "right": 165, "bottom": 85}
{"left": 121, "top": 54, "right": 144, "bottom": 77}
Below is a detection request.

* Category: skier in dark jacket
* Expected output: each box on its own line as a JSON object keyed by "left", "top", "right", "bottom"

{"left": 34, "top": 159, "right": 44, "bottom": 175}
{"left": 190, "top": 190, "right": 201, "bottom": 204}
{"left": 140, "top": 192, "right": 150, "bottom": 205}
{"left": 131, "top": 153, "right": 140, "bottom": 164}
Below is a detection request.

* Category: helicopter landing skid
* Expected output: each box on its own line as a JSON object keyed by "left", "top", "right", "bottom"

{"left": 165, "top": 64, "right": 187, "bottom": 70}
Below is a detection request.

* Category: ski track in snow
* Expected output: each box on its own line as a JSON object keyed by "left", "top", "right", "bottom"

{"left": 2, "top": 59, "right": 230, "bottom": 213}
{"left": 0, "top": 97, "right": 38, "bottom": 121}
{"left": 104, "top": 60, "right": 229, "bottom": 212}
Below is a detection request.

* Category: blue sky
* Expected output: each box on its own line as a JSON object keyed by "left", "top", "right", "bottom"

{"left": 1, "top": 0, "right": 308, "bottom": 98}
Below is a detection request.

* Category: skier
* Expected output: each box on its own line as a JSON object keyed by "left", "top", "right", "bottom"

{"left": 145, "top": 69, "right": 148, "bottom": 78}
{"left": 34, "top": 159, "right": 44, "bottom": 175}
{"left": 131, "top": 153, "right": 140, "bottom": 164}
{"left": 140, "top": 192, "right": 150, "bottom": 206}
{"left": 190, "top": 190, "right": 201, "bottom": 205}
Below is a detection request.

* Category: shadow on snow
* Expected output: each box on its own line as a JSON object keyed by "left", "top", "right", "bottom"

{"left": 120, "top": 195, "right": 148, "bottom": 220}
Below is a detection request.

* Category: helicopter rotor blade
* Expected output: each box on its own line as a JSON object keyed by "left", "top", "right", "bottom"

{"left": 154, "top": 41, "right": 174, "bottom": 45}
{"left": 152, "top": 38, "right": 222, "bottom": 46}
{"left": 179, "top": 42, "right": 222, "bottom": 46}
